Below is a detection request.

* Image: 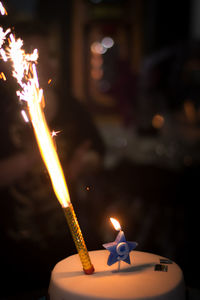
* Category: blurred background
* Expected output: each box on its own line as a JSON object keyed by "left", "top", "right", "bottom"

{"left": 0, "top": 0, "right": 200, "bottom": 298}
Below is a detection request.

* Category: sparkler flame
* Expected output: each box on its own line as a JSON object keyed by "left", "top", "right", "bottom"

{"left": 28, "top": 87, "right": 71, "bottom": 208}
{"left": 0, "top": 71, "right": 6, "bottom": 80}
{"left": 21, "top": 109, "right": 29, "bottom": 122}
{"left": 0, "top": 4, "right": 70, "bottom": 208}
{"left": 0, "top": 1, "right": 7, "bottom": 15}
{"left": 51, "top": 130, "right": 61, "bottom": 137}
{"left": 12, "top": 37, "right": 70, "bottom": 207}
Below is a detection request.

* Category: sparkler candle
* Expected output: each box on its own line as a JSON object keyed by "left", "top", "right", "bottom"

{"left": 0, "top": 2, "right": 94, "bottom": 275}
{"left": 26, "top": 75, "right": 94, "bottom": 274}
{"left": 103, "top": 218, "right": 138, "bottom": 271}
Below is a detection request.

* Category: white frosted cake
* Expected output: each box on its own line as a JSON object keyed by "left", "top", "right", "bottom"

{"left": 48, "top": 250, "right": 185, "bottom": 300}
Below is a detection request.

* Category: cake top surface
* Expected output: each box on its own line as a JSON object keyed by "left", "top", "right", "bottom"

{"left": 49, "top": 250, "right": 185, "bottom": 300}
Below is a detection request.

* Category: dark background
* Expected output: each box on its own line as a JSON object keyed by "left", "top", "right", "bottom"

{"left": 0, "top": 0, "right": 200, "bottom": 299}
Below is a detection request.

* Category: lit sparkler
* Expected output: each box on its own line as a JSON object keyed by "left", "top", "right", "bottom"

{"left": 21, "top": 109, "right": 29, "bottom": 123}
{"left": 0, "top": 2, "right": 94, "bottom": 274}
{"left": 0, "top": 1, "right": 7, "bottom": 15}
{"left": 0, "top": 71, "right": 6, "bottom": 80}
{"left": 51, "top": 130, "right": 61, "bottom": 137}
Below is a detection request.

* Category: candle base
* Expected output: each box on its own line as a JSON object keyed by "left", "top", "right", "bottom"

{"left": 83, "top": 264, "right": 95, "bottom": 275}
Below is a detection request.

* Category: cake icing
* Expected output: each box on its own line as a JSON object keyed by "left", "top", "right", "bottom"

{"left": 49, "top": 250, "right": 185, "bottom": 300}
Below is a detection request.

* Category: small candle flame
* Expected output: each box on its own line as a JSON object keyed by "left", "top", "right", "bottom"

{"left": 110, "top": 217, "right": 121, "bottom": 231}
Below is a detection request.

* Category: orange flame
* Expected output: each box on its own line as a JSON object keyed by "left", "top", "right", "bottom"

{"left": 28, "top": 87, "right": 71, "bottom": 207}
{"left": 110, "top": 217, "right": 121, "bottom": 231}
{"left": 0, "top": 71, "right": 6, "bottom": 80}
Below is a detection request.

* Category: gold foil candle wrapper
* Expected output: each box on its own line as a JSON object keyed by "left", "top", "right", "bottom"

{"left": 63, "top": 204, "right": 94, "bottom": 274}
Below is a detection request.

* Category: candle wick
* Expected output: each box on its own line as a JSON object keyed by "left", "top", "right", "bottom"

{"left": 118, "top": 260, "right": 121, "bottom": 272}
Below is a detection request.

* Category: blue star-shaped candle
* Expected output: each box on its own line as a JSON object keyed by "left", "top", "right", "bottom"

{"left": 103, "top": 218, "right": 138, "bottom": 268}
